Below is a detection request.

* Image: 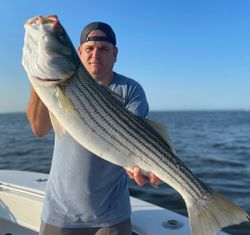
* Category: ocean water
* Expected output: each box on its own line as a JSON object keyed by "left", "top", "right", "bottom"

{"left": 0, "top": 111, "right": 249, "bottom": 234}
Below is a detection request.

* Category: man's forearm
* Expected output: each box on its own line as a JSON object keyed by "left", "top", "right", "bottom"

{"left": 27, "top": 86, "right": 52, "bottom": 137}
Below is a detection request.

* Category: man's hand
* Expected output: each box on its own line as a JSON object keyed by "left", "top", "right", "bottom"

{"left": 125, "top": 166, "right": 160, "bottom": 186}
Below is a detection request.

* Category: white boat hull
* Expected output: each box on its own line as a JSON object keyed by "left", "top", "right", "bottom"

{"left": 0, "top": 170, "right": 229, "bottom": 235}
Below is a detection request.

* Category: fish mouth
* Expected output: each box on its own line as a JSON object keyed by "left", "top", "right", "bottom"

{"left": 25, "top": 15, "right": 59, "bottom": 26}
{"left": 24, "top": 15, "right": 61, "bottom": 34}
{"left": 33, "top": 75, "right": 73, "bottom": 86}
{"left": 36, "top": 77, "right": 62, "bottom": 83}
{"left": 32, "top": 76, "right": 62, "bottom": 86}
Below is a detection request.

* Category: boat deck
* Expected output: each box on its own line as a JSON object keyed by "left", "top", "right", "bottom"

{"left": 0, "top": 170, "right": 229, "bottom": 235}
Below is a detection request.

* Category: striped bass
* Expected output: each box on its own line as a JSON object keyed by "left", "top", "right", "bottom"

{"left": 22, "top": 15, "right": 249, "bottom": 235}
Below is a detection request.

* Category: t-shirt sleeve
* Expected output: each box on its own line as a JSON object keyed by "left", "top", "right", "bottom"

{"left": 125, "top": 81, "right": 149, "bottom": 118}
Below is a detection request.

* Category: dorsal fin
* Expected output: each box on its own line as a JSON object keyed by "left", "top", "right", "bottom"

{"left": 98, "top": 83, "right": 125, "bottom": 105}
{"left": 106, "top": 88, "right": 125, "bottom": 104}
{"left": 145, "top": 119, "right": 175, "bottom": 152}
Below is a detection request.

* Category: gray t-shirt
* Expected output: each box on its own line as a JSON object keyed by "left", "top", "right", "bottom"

{"left": 41, "top": 73, "right": 149, "bottom": 228}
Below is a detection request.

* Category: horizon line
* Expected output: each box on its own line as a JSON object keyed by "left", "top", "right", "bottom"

{"left": 1, "top": 108, "right": 250, "bottom": 115}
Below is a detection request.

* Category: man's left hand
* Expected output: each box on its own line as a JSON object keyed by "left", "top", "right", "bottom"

{"left": 125, "top": 166, "right": 160, "bottom": 186}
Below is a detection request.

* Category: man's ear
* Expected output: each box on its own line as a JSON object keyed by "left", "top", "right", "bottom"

{"left": 78, "top": 45, "right": 82, "bottom": 56}
{"left": 114, "top": 47, "right": 118, "bottom": 62}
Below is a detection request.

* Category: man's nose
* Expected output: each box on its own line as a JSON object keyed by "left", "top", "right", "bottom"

{"left": 91, "top": 48, "right": 101, "bottom": 58}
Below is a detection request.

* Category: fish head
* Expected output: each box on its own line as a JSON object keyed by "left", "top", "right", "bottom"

{"left": 22, "top": 15, "right": 80, "bottom": 86}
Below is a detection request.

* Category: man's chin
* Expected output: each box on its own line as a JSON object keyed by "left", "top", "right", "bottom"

{"left": 90, "top": 66, "right": 102, "bottom": 74}
{"left": 89, "top": 70, "right": 103, "bottom": 80}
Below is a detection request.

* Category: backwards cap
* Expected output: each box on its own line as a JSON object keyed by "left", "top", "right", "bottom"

{"left": 80, "top": 22, "right": 116, "bottom": 46}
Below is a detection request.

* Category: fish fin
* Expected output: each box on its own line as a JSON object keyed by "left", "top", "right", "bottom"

{"left": 50, "top": 86, "right": 75, "bottom": 137}
{"left": 187, "top": 191, "right": 250, "bottom": 235}
{"left": 145, "top": 119, "right": 175, "bottom": 152}
{"left": 49, "top": 112, "right": 66, "bottom": 138}
{"left": 109, "top": 90, "right": 124, "bottom": 104}
{"left": 100, "top": 84, "right": 125, "bottom": 105}
{"left": 54, "top": 86, "right": 75, "bottom": 113}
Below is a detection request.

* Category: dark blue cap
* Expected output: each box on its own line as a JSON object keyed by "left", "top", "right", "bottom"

{"left": 80, "top": 22, "right": 116, "bottom": 46}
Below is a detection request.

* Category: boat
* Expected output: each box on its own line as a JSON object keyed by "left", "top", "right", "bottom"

{"left": 0, "top": 170, "right": 229, "bottom": 235}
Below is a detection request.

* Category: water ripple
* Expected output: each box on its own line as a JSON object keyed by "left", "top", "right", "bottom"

{"left": 1, "top": 111, "right": 250, "bottom": 234}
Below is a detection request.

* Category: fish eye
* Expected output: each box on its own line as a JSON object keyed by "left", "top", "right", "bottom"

{"left": 57, "top": 31, "right": 65, "bottom": 41}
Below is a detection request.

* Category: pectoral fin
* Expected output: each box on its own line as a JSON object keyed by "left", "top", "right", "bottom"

{"left": 49, "top": 111, "right": 66, "bottom": 138}
{"left": 54, "top": 86, "right": 75, "bottom": 113}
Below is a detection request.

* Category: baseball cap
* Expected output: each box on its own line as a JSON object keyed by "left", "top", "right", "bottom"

{"left": 80, "top": 22, "right": 116, "bottom": 46}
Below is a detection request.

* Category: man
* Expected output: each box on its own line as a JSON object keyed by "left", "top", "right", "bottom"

{"left": 27, "top": 21, "right": 160, "bottom": 235}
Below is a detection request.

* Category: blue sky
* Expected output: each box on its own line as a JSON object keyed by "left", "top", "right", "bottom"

{"left": 0, "top": 0, "right": 249, "bottom": 113}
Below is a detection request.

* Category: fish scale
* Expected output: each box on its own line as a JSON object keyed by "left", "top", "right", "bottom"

{"left": 61, "top": 65, "right": 211, "bottom": 201}
{"left": 22, "top": 15, "right": 249, "bottom": 235}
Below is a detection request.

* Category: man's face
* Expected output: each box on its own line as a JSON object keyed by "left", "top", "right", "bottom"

{"left": 78, "top": 30, "right": 118, "bottom": 83}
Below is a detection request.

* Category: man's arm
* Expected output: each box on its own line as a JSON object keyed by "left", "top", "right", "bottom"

{"left": 26, "top": 86, "right": 52, "bottom": 137}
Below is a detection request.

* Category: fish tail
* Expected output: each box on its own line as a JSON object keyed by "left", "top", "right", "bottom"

{"left": 187, "top": 191, "right": 249, "bottom": 235}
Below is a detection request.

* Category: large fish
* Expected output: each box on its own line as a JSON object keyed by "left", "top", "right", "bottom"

{"left": 22, "top": 15, "right": 249, "bottom": 235}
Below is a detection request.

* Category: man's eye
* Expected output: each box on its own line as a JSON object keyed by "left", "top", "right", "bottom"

{"left": 100, "top": 47, "right": 108, "bottom": 51}
{"left": 85, "top": 47, "right": 93, "bottom": 52}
